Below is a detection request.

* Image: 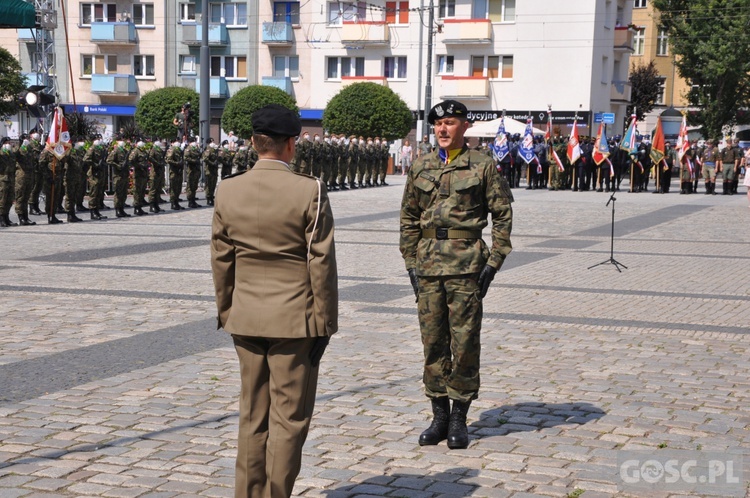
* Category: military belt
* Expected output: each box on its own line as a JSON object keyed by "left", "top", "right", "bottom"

{"left": 421, "top": 228, "right": 482, "bottom": 240}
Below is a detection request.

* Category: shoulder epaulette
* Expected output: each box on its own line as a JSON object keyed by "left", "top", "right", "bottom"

{"left": 291, "top": 170, "right": 316, "bottom": 180}
{"left": 223, "top": 169, "right": 247, "bottom": 180}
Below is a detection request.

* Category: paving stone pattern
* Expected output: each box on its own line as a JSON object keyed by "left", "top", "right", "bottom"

{"left": 1, "top": 177, "right": 749, "bottom": 497}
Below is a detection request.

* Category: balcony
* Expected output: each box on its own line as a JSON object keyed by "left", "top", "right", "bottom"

{"left": 90, "top": 21, "right": 137, "bottom": 45}
{"left": 91, "top": 74, "right": 137, "bottom": 95}
{"left": 341, "top": 76, "right": 388, "bottom": 88}
{"left": 18, "top": 28, "right": 36, "bottom": 42}
{"left": 182, "top": 23, "right": 229, "bottom": 46}
{"left": 610, "top": 80, "right": 632, "bottom": 102}
{"left": 262, "top": 76, "right": 293, "bottom": 94}
{"left": 614, "top": 26, "right": 635, "bottom": 52}
{"left": 195, "top": 77, "right": 230, "bottom": 98}
{"left": 23, "top": 72, "right": 47, "bottom": 87}
{"left": 262, "top": 22, "right": 293, "bottom": 45}
{"left": 341, "top": 21, "right": 389, "bottom": 45}
{"left": 439, "top": 76, "right": 489, "bottom": 100}
{"left": 441, "top": 19, "right": 492, "bottom": 45}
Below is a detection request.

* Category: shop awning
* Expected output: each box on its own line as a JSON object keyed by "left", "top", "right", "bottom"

{"left": 0, "top": 0, "right": 36, "bottom": 29}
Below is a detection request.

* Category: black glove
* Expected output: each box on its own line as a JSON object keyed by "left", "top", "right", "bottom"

{"left": 309, "top": 336, "right": 330, "bottom": 367}
{"left": 476, "top": 265, "right": 497, "bottom": 299}
{"left": 407, "top": 268, "right": 419, "bottom": 301}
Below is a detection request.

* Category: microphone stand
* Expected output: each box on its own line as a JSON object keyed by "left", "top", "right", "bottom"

{"left": 588, "top": 191, "right": 627, "bottom": 272}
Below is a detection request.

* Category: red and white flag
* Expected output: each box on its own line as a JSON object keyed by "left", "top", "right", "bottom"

{"left": 676, "top": 114, "right": 693, "bottom": 176}
{"left": 566, "top": 119, "right": 581, "bottom": 164}
{"left": 46, "top": 106, "right": 71, "bottom": 160}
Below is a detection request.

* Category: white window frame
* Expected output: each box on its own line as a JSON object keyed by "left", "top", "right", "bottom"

{"left": 327, "top": 2, "right": 365, "bottom": 26}
{"left": 179, "top": 2, "right": 196, "bottom": 23}
{"left": 634, "top": 0, "right": 647, "bottom": 8}
{"left": 437, "top": 55, "right": 454, "bottom": 75}
{"left": 438, "top": 0, "right": 455, "bottom": 19}
{"left": 133, "top": 55, "right": 155, "bottom": 78}
{"left": 655, "top": 77, "right": 666, "bottom": 105}
{"left": 209, "top": 2, "right": 248, "bottom": 26}
{"left": 81, "top": 54, "right": 117, "bottom": 78}
{"left": 132, "top": 3, "right": 154, "bottom": 27}
{"left": 211, "top": 55, "right": 247, "bottom": 80}
{"left": 326, "top": 56, "right": 365, "bottom": 80}
{"left": 384, "top": 56, "right": 407, "bottom": 80}
{"left": 633, "top": 27, "right": 645, "bottom": 55}
{"left": 471, "top": 54, "right": 513, "bottom": 79}
{"left": 273, "top": 56, "right": 300, "bottom": 81}
{"left": 500, "top": 0, "right": 515, "bottom": 23}
{"left": 80, "top": 3, "right": 117, "bottom": 26}
{"left": 179, "top": 55, "right": 197, "bottom": 75}
{"left": 656, "top": 28, "right": 669, "bottom": 56}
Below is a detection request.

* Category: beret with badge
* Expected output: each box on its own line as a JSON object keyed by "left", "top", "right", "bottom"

{"left": 251, "top": 104, "right": 302, "bottom": 137}
{"left": 427, "top": 100, "right": 468, "bottom": 124}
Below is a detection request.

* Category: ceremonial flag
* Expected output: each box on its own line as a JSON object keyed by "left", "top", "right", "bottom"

{"left": 566, "top": 118, "right": 581, "bottom": 164}
{"left": 592, "top": 122, "right": 610, "bottom": 166}
{"left": 489, "top": 116, "right": 509, "bottom": 163}
{"left": 650, "top": 116, "right": 665, "bottom": 165}
{"left": 544, "top": 111, "right": 552, "bottom": 143}
{"left": 46, "top": 106, "right": 71, "bottom": 160}
{"left": 518, "top": 119, "right": 538, "bottom": 165}
{"left": 620, "top": 114, "right": 638, "bottom": 157}
{"left": 676, "top": 114, "right": 693, "bottom": 176}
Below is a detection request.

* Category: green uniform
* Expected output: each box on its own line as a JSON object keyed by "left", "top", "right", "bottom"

{"left": 400, "top": 146, "right": 513, "bottom": 402}
{"left": 84, "top": 144, "right": 107, "bottom": 210}
{"left": 128, "top": 145, "right": 149, "bottom": 209}
{"left": 202, "top": 145, "right": 219, "bottom": 204}
{"left": 183, "top": 143, "right": 202, "bottom": 204}
{"left": 28, "top": 138, "right": 44, "bottom": 211}
{"left": 148, "top": 143, "right": 167, "bottom": 206}
{"left": 65, "top": 145, "right": 85, "bottom": 213}
{"left": 0, "top": 146, "right": 16, "bottom": 221}
{"left": 166, "top": 144, "right": 184, "bottom": 204}
{"left": 14, "top": 143, "right": 36, "bottom": 219}
{"left": 719, "top": 144, "right": 741, "bottom": 182}
{"left": 233, "top": 146, "right": 249, "bottom": 173}
{"left": 107, "top": 143, "right": 131, "bottom": 210}
{"left": 39, "top": 148, "right": 65, "bottom": 216}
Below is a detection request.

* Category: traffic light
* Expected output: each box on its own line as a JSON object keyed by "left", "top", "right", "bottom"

{"left": 18, "top": 85, "right": 55, "bottom": 118}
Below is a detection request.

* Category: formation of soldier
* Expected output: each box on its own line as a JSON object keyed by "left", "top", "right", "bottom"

{"left": 472, "top": 133, "right": 748, "bottom": 196}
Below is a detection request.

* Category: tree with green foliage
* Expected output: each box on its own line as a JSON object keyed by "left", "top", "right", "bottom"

{"left": 627, "top": 60, "right": 661, "bottom": 123}
{"left": 0, "top": 48, "right": 26, "bottom": 118}
{"left": 323, "top": 83, "right": 412, "bottom": 141}
{"left": 222, "top": 86, "right": 298, "bottom": 139}
{"left": 651, "top": 0, "right": 750, "bottom": 139}
{"left": 135, "top": 86, "right": 199, "bottom": 139}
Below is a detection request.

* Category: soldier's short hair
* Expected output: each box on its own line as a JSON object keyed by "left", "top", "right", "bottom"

{"left": 252, "top": 133, "right": 289, "bottom": 155}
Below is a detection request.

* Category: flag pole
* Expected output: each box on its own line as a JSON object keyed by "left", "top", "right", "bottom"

{"left": 547, "top": 105, "right": 553, "bottom": 187}
{"left": 572, "top": 111, "right": 578, "bottom": 190}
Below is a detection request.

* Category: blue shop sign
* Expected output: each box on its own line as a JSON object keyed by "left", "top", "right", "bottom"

{"left": 300, "top": 109, "right": 323, "bottom": 120}
{"left": 62, "top": 104, "right": 136, "bottom": 116}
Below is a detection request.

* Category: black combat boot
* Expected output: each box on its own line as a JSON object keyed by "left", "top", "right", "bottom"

{"left": 67, "top": 211, "right": 83, "bottom": 223}
{"left": 149, "top": 203, "right": 161, "bottom": 213}
{"left": 76, "top": 203, "right": 89, "bottom": 212}
{"left": 350, "top": 182, "right": 358, "bottom": 189}
{"left": 188, "top": 200, "right": 201, "bottom": 208}
{"left": 90, "top": 209, "right": 103, "bottom": 220}
{"left": 446, "top": 400, "right": 471, "bottom": 450}
{"left": 704, "top": 183, "right": 711, "bottom": 195}
{"left": 418, "top": 397, "right": 450, "bottom": 446}
{"left": 171, "top": 202, "right": 184, "bottom": 210}
{"left": 134, "top": 206, "right": 148, "bottom": 216}
{"left": 47, "top": 214, "right": 62, "bottom": 224}
{"left": 339, "top": 182, "right": 348, "bottom": 190}
{"left": 381, "top": 180, "right": 388, "bottom": 186}
{"left": 29, "top": 203, "right": 42, "bottom": 215}
{"left": 115, "top": 208, "right": 131, "bottom": 218}
{"left": 19, "top": 215, "right": 36, "bottom": 226}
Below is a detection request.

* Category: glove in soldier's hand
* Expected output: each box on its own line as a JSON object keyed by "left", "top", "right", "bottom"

{"left": 309, "top": 336, "right": 330, "bottom": 367}
{"left": 477, "top": 265, "right": 497, "bottom": 299}
{"left": 407, "top": 268, "right": 419, "bottom": 302}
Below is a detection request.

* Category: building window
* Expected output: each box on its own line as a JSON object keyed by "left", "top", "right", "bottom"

{"left": 210, "top": 2, "right": 248, "bottom": 26}
{"left": 385, "top": 1, "right": 409, "bottom": 24}
{"left": 82, "top": 54, "right": 117, "bottom": 77}
{"left": 655, "top": 77, "right": 666, "bottom": 105}
{"left": 634, "top": 0, "right": 647, "bottom": 7}
{"left": 274, "top": 2, "right": 300, "bottom": 25}
{"left": 179, "top": 3, "right": 196, "bottom": 22}
{"left": 80, "top": 3, "right": 117, "bottom": 25}
{"left": 326, "top": 56, "right": 365, "bottom": 79}
{"left": 211, "top": 56, "right": 247, "bottom": 79}
{"left": 179, "top": 55, "right": 197, "bottom": 74}
{"left": 273, "top": 56, "right": 300, "bottom": 80}
{"left": 488, "top": 0, "right": 515, "bottom": 23}
{"left": 632, "top": 27, "right": 645, "bottom": 55}
{"left": 328, "top": 2, "right": 366, "bottom": 25}
{"left": 133, "top": 55, "right": 155, "bottom": 77}
{"left": 437, "top": 55, "right": 454, "bottom": 75}
{"left": 656, "top": 28, "right": 669, "bottom": 56}
{"left": 471, "top": 55, "right": 513, "bottom": 79}
{"left": 472, "top": 0, "right": 488, "bottom": 19}
{"left": 384, "top": 56, "right": 407, "bottom": 79}
{"left": 438, "top": 0, "right": 455, "bottom": 19}
{"left": 500, "top": 0, "right": 515, "bottom": 22}
{"left": 132, "top": 4, "right": 154, "bottom": 26}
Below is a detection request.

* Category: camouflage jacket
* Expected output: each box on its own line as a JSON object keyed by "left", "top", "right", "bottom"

{"left": 233, "top": 147, "right": 249, "bottom": 171}
{"left": 128, "top": 147, "right": 149, "bottom": 173}
{"left": 0, "top": 148, "right": 15, "bottom": 179}
{"left": 83, "top": 145, "right": 106, "bottom": 174}
{"left": 106, "top": 145, "right": 129, "bottom": 173}
{"left": 148, "top": 145, "right": 166, "bottom": 170}
{"left": 400, "top": 146, "right": 513, "bottom": 276}
{"left": 248, "top": 147, "right": 258, "bottom": 169}
{"left": 166, "top": 145, "right": 183, "bottom": 169}
{"left": 183, "top": 144, "right": 201, "bottom": 167}
{"left": 16, "top": 144, "right": 36, "bottom": 173}
{"left": 202, "top": 146, "right": 219, "bottom": 170}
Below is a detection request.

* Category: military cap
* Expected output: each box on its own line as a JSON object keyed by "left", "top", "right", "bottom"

{"left": 427, "top": 100, "right": 468, "bottom": 124}
{"left": 251, "top": 104, "right": 301, "bottom": 137}
{"left": 0, "top": 136, "right": 10, "bottom": 145}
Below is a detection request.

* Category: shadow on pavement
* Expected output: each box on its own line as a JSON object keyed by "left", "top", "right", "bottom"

{"left": 471, "top": 401, "right": 606, "bottom": 437}
{"left": 321, "top": 468, "right": 480, "bottom": 497}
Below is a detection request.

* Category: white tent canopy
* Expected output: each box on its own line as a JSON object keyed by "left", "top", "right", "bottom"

{"left": 465, "top": 117, "right": 545, "bottom": 138}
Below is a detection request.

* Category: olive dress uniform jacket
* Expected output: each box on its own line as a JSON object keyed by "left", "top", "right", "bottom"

{"left": 210, "top": 159, "right": 338, "bottom": 339}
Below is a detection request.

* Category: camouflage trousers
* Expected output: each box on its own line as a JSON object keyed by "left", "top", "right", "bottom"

{"left": 112, "top": 167, "right": 129, "bottom": 210}
{"left": 0, "top": 177, "right": 13, "bottom": 216}
{"left": 132, "top": 167, "right": 149, "bottom": 208}
{"left": 185, "top": 164, "right": 201, "bottom": 201}
{"left": 204, "top": 165, "right": 218, "bottom": 201}
{"left": 64, "top": 164, "right": 82, "bottom": 212}
{"left": 169, "top": 166, "right": 183, "bottom": 203}
{"left": 149, "top": 165, "right": 166, "bottom": 205}
{"left": 417, "top": 274, "right": 482, "bottom": 402}
{"left": 15, "top": 168, "right": 34, "bottom": 217}
{"left": 88, "top": 166, "right": 107, "bottom": 209}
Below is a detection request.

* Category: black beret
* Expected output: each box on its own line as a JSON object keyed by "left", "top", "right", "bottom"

{"left": 427, "top": 100, "right": 468, "bottom": 124}
{"left": 252, "top": 104, "right": 301, "bottom": 137}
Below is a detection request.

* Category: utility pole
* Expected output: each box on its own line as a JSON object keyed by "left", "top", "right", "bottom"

{"left": 416, "top": 0, "right": 424, "bottom": 138}
{"left": 422, "top": 0, "right": 434, "bottom": 139}
{"left": 199, "top": 0, "right": 210, "bottom": 148}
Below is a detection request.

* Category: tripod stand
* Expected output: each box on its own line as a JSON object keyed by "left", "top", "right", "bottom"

{"left": 588, "top": 191, "right": 627, "bottom": 272}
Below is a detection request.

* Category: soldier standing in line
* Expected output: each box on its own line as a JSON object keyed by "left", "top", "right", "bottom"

{"left": 336, "top": 135, "right": 348, "bottom": 190}
{"left": 63, "top": 141, "right": 85, "bottom": 222}
{"left": 202, "top": 138, "right": 219, "bottom": 206}
{"left": 701, "top": 139, "right": 718, "bottom": 195}
{"left": 365, "top": 137, "right": 376, "bottom": 187}
{"left": 27, "top": 130, "right": 44, "bottom": 216}
{"left": 400, "top": 100, "right": 513, "bottom": 450}
{"left": 183, "top": 136, "right": 202, "bottom": 208}
{"left": 219, "top": 140, "right": 234, "bottom": 179}
{"left": 247, "top": 143, "right": 258, "bottom": 170}
{"left": 379, "top": 137, "right": 390, "bottom": 186}
{"left": 324, "top": 134, "right": 337, "bottom": 191}
{"left": 148, "top": 139, "right": 166, "bottom": 213}
{"left": 233, "top": 139, "right": 249, "bottom": 173}
{"left": 39, "top": 146, "right": 66, "bottom": 224}
{"left": 166, "top": 139, "right": 185, "bottom": 210}
{"left": 372, "top": 137, "right": 382, "bottom": 186}
{"left": 128, "top": 140, "right": 150, "bottom": 216}
{"left": 75, "top": 141, "right": 90, "bottom": 213}
{"left": 730, "top": 138, "right": 743, "bottom": 194}
{"left": 311, "top": 133, "right": 322, "bottom": 178}
{"left": 691, "top": 140, "right": 703, "bottom": 193}
{"left": 84, "top": 137, "right": 108, "bottom": 220}
{"left": 292, "top": 132, "right": 312, "bottom": 174}
{"left": 14, "top": 134, "right": 37, "bottom": 225}
{"left": 356, "top": 136, "right": 367, "bottom": 188}
{"left": 0, "top": 137, "right": 17, "bottom": 227}
{"left": 718, "top": 137, "right": 742, "bottom": 195}
{"left": 107, "top": 137, "right": 131, "bottom": 218}
{"left": 347, "top": 135, "right": 359, "bottom": 189}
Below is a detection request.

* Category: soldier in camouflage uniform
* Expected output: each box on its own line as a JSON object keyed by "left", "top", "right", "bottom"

{"left": 311, "top": 134, "right": 322, "bottom": 178}
{"left": 14, "top": 134, "right": 37, "bottom": 225}
{"left": 400, "top": 100, "right": 513, "bottom": 450}
{"left": 166, "top": 139, "right": 184, "bottom": 210}
{"left": 363, "top": 137, "right": 374, "bottom": 187}
{"left": 292, "top": 132, "right": 313, "bottom": 175}
{"left": 379, "top": 138, "right": 390, "bottom": 186}
{"left": 183, "top": 137, "right": 202, "bottom": 208}
{"left": 128, "top": 140, "right": 150, "bottom": 216}
{"left": 347, "top": 136, "right": 359, "bottom": 189}
{"left": 202, "top": 138, "right": 219, "bottom": 206}
{"left": 0, "top": 138, "right": 17, "bottom": 227}
{"left": 718, "top": 137, "right": 742, "bottom": 195}
{"left": 232, "top": 139, "right": 249, "bottom": 174}
{"left": 64, "top": 142, "right": 85, "bottom": 222}
{"left": 148, "top": 140, "right": 166, "bottom": 213}
{"left": 84, "top": 137, "right": 108, "bottom": 220}
{"left": 28, "top": 131, "right": 44, "bottom": 216}
{"left": 323, "top": 135, "right": 337, "bottom": 190}
{"left": 75, "top": 142, "right": 89, "bottom": 212}
{"left": 248, "top": 144, "right": 258, "bottom": 170}
{"left": 107, "top": 138, "right": 131, "bottom": 218}
{"left": 39, "top": 146, "right": 66, "bottom": 224}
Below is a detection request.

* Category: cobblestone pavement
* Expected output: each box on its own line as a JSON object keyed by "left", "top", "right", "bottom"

{"left": 1, "top": 176, "right": 749, "bottom": 498}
